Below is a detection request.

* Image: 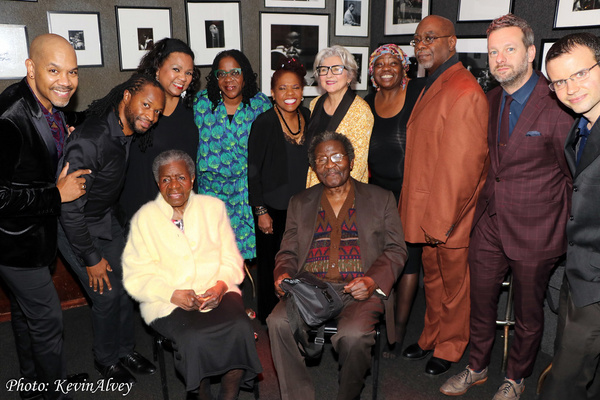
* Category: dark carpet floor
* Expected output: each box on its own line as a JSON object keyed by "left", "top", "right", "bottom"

{"left": 0, "top": 284, "right": 553, "bottom": 400}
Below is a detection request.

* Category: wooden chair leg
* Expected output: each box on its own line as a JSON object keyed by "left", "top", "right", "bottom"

{"left": 537, "top": 363, "right": 552, "bottom": 395}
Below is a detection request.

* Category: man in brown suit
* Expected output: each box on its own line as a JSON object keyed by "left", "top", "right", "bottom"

{"left": 399, "top": 15, "right": 489, "bottom": 375}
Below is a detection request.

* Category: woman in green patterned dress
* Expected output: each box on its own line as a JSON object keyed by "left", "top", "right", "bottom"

{"left": 194, "top": 50, "right": 272, "bottom": 260}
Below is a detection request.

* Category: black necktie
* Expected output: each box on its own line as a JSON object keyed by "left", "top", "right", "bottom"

{"left": 498, "top": 95, "right": 513, "bottom": 160}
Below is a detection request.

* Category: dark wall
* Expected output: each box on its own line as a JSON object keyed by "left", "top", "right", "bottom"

{"left": 1, "top": 0, "right": 600, "bottom": 111}
{"left": 370, "top": 0, "right": 600, "bottom": 71}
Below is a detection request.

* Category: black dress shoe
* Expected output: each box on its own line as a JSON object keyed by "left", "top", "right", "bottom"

{"left": 186, "top": 390, "right": 199, "bottom": 400}
{"left": 402, "top": 343, "right": 432, "bottom": 360}
{"left": 119, "top": 350, "right": 156, "bottom": 375}
{"left": 94, "top": 360, "right": 137, "bottom": 385}
{"left": 425, "top": 356, "right": 452, "bottom": 375}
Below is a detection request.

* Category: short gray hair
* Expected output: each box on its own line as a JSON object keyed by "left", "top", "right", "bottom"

{"left": 307, "top": 131, "right": 355, "bottom": 170}
{"left": 313, "top": 45, "right": 358, "bottom": 83}
{"left": 152, "top": 150, "right": 195, "bottom": 182}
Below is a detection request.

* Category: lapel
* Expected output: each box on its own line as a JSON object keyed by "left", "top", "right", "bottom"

{"left": 408, "top": 63, "right": 460, "bottom": 126}
{"left": 497, "top": 73, "right": 547, "bottom": 172}
{"left": 20, "top": 79, "right": 59, "bottom": 176}
{"left": 353, "top": 180, "right": 371, "bottom": 270}
{"left": 488, "top": 88, "right": 502, "bottom": 170}
{"left": 575, "top": 118, "right": 600, "bottom": 178}
{"left": 297, "top": 185, "right": 324, "bottom": 267}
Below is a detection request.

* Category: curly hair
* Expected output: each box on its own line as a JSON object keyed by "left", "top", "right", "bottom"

{"left": 136, "top": 38, "right": 201, "bottom": 109}
{"left": 307, "top": 131, "right": 355, "bottom": 170}
{"left": 271, "top": 56, "right": 307, "bottom": 90}
{"left": 205, "top": 49, "right": 259, "bottom": 111}
{"left": 86, "top": 73, "right": 163, "bottom": 118}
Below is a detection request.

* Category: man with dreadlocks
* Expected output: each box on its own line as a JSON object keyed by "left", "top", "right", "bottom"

{"left": 57, "top": 74, "right": 165, "bottom": 385}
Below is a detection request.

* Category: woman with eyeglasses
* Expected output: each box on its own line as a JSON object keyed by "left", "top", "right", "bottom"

{"left": 119, "top": 38, "right": 201, "bottom": 226}
{"left": 305, "top": 45, "right": 374, "bottom": 187}
{"left": 194, "top": 50, "right": 272, "bottom": 262}
{"left": 247, "top": 57, "right": 311, "bottom": 322}
{"left": 364, "top": 44, "right": 426, "bottom": 358}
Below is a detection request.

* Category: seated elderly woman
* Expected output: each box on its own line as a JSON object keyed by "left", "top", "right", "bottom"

{"left": 122, "top": 150, "right": 261, "bottom": 400}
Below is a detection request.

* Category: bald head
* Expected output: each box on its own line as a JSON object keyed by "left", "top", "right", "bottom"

{"left": 26, "top": 34, "right": 78, "bottom": 110}
{"left": 414, "top": 15, "right": 457, "bottom": 74}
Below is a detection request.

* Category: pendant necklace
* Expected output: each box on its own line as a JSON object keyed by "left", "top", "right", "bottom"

{"left": 275, "top": 105, "right": 302, "bottom": 136}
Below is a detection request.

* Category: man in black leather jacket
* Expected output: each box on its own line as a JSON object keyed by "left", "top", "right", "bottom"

{"left": 58, "top": 74, "right": 165, "bottom": 385}
{"left": 0, "top": 34, "right": 89, "bottom": 399}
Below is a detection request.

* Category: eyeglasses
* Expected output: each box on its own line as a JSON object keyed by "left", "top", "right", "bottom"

{"left": 410, "top": 35, "right": 451, "bottom": 47}
{"left": 214, "top": 68, "right": 242, "bottom": 80}
{"left": 548, "top": 62, "right": 599, "bottom": 92}
{"left": 315, "top": 153, "right": 347, "bottom": 166}
{"left": 315, "top": 65, "right": 346, "bottom": 76}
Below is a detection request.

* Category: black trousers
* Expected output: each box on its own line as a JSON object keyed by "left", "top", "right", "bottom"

{"left": 57, "top": 216, "right": 135, "bottom": 366}
{"left": 0, "top": 264, "right": 66, "bottom": 400}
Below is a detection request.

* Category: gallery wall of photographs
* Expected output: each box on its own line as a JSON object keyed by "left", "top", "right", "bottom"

{"left": 2, "top": 0, "right": 600, "bottom": 109}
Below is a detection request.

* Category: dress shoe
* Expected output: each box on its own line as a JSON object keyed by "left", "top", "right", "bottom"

{"left": 94, "top": 360, "right": 136, "bottom": 385}
{"left": 119, "top": 350, "right": 156, "bottom": 375}
{"left": 402, "top": 343, "right": 432, "bottom": 360}
{"left": 425, "top": 356, "right": 452, "bottom": 375}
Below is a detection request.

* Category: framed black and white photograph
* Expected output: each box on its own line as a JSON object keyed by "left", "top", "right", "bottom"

{"left": 265, "top": 0, "right": 325, "bottom": 8}
{"left": 456, "top": 37, "right": 497, "bottom": 93}
{"left": 115, "top": 7, "right": 172, "bottom": 71}
{"left": 47, "top": 12, "right": 103, "bottom": 67}
{"left": 345, "top": 46, "right": 369, "bottom": 91}
{"left": 385, "top": 0, "right": 429, "bottom": 36}
{"left": 186, "top": 1, "right": 242, "bottom": 66}
{"left": 539, "top": 39, "right": 557, "bottom": 79}
{"left": 0, "top": 24, "right": 28, "bottom": 79}
{"left": 555, "top": 0, "right": 600, "bottom": 28}
{"left": 457, "top": 0, "right": 513, "bottom": 22}
{"left": 336, "top": 0, "right": 369, "bottom": 37}
{"left": 261, "top": 12, "right": 329, "bottom": 97}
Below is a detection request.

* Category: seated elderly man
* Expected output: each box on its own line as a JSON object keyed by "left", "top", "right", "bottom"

{"left": 122, "top": 150, "right": 262, "bottom": 400}
{"left": 267, "top": 131, "right": 407, "bottom": 400}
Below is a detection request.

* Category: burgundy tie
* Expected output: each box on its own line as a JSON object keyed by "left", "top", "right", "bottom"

{"left": 498, "top": 95, "right": 513, "bottom": 160}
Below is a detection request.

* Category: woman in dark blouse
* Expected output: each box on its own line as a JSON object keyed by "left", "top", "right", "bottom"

{"left": 119, "top": 38, "right": 201, "bottom": 225}
{"left": 248, "top": 58, "right": 311, "bottom": 323}
{"left": 364, "top": 44, "right": 426, "bottom": 356}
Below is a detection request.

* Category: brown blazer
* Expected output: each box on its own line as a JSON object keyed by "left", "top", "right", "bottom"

{"left": 399, "top": 62, "right": 489, "bottom": 248}
{"left": 275, "top": 179, "right": 408, "bottom": 341}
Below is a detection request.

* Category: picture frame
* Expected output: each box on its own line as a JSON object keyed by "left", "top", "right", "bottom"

{"left": 384, "top": 0, "right": 429, "bottom": 36}
{"left": 47, "top": 11, "right": 103, "bottom": 67}
{"left": 0, "top": 24, "right": 28, "bottom": 80}
{"left": 186, "top": 1, "right": 242, "bottom": 66}
{"left": 115, "top": 7, "right": 172, "bottom": 71}
{"left": 455, "top": 37, "right": 497, "bottom": 93}
{"left": 264, "top": 0, "right": 325, "bottom": 8}
{"left": 457, "top": 0, "right": 513, "bottom": 22}
{"left": 555, "top": 0, "right": 600, "bottom": 28}
{"left": 260, "top": 12, "right": 329, "bottom": 97}
{"left": 539, "top": 39, "right": 557, "bottom": 80}
{"left": 335, "top": 0, "right": 369, "bottom": 37}
{"left": 345, "top": 46, "right": 369, "bottom": 91}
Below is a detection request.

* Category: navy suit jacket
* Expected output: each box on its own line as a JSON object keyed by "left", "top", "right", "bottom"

{"left": 472, "top": 72, "right": 573, "bottom": 260}
{"left": 564, "top": 117, "right": 600, "bottom": 307}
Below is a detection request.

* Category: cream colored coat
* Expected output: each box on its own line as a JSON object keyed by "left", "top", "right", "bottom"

{"left": 122, "top": 192, "right": 244, "bottom": 324}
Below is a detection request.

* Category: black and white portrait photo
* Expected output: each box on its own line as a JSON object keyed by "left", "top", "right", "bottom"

{"left": 393, "top": 0, "right": 423, "bottom": 24}
{"left": 137, "top": 28, "right": 154, "bottom": 50}
{"left": 205, "top": 21, "right": 225, "bottom": 48}
{"left": 68, "top": 30, "right": 85, "bottom": 50}
{"left": 343, "top": 1, "right": 361, "bottom": 26}
{"left": 573, "top": 0, "right": 600, "bottom": 10}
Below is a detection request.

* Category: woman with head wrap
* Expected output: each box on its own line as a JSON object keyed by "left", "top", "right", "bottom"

{"left": 364, "top": 44, "right": 426, "bottom": 357}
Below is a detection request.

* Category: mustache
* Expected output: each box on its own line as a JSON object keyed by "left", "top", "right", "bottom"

{"left": 51, "top": 85, "right": 74, "bottom": 91}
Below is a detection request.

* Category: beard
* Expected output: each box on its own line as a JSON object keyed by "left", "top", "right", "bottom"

{"left": 491, "top": 54, "right": 529, "bottom": 88}
{"left": 124, "top": 104, "right": 151, "bottom": 135}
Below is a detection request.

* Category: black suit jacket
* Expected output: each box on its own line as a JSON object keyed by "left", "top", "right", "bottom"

{"left": 60, "top": 111, "right": 131, "bottom": 267}
{"left": 564, "top": 118, "right": 600, "bottom": 307}
{"left": 0, "top": 79, "right": 63, "bottom": 268}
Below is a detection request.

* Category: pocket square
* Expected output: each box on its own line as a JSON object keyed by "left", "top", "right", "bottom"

{"left": 526, "top": 131, "right": 541, "bottom": 136}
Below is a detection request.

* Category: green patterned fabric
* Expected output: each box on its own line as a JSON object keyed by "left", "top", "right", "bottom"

{"left": 193, "top": 90, "right": 272, "bottom": 259}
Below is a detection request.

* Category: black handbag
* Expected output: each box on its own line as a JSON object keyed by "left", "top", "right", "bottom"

{"left": 280, "top": 271, "right": 344, "bottom": 358}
